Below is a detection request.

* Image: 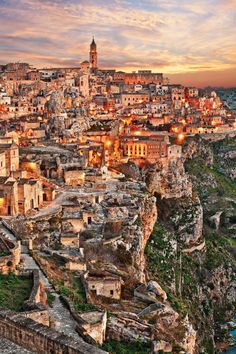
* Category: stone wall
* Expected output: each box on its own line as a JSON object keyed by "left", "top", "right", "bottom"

{"left": 0, "top": 234, "right": 21, "bottom": 274}
{"left": 60, "top": 295, "right": 107, "bottom": 345}
{"left": 18, "top": 270, "right": 49, "bottom": 326}
{"left": 20, "top": 270, "right": 47, "bottom": 309}
{"left": 0, "top": 308, "right": 107, "bottom": 354}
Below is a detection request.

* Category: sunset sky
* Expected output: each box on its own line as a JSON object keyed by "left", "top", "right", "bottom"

{"left": 0, "top": 0, "right": 236, "bottom": 87}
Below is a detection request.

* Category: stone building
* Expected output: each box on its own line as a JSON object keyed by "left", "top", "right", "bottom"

{"left": 121, "top": 135, "right": 169, "bottom": 162}
{"left": 0, "top": 177, "right": 18, "bottom": 216}
{"left": 76, "top": 73, "right": 90, "bottom": 97}
{"left": 124, "top": 70, "right": 163, "bottom": 85}
{"left": 0, "top": 142, "right": 19, "bottom": 174}
{"left": 120, "top": 92, "right": 150, "bottom": 106}
{"left": 0, "top": 151, "right": 6, "bottom": 176}
{"left": 64, "top": 170, "right": 85, "bottom": 186}
{"left": 17, "top": 179, "right": 42, "bottom": 214}
{"left": 26, "top": 70, "right": 42, "bottom": 81}
{"left": 85, "top": 271, "right": 122, "bottom": 300}
{"left": 77, "top": 310, "right": 107, "bottom": 345}
{"left": 168, "top": 144, "right": 182, "bottom": 159}
{"left": 80, "top": 60, "right": 90, "bottom": 71}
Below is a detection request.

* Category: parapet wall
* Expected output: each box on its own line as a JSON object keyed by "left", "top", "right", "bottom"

{"left": 16, "top": 269, "right": 49, "bottom": 326}
{"left": 0, "top": 308, "right": 107, "bottom": 354}
{"left": 60, "top": 295, "right": 107, "bottom": 345}
{"left": 20, "top": 269, "right": 44, "bottom": 309}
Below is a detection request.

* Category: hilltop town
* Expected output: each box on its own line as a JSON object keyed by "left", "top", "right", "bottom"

{"left": 0, "top": 40, "right": 236, "bottom": 354}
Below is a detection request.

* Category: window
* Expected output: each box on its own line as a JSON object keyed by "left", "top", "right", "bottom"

{"left": 110, "top": 290, "right": 114, "bottom": 296}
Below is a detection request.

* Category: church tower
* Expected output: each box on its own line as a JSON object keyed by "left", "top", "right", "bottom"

{"left": 89, "top": 37, "right": 97, "bottom": 69}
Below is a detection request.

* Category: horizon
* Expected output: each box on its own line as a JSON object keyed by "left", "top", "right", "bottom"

{"left": 0, "top": 0, "right": 236, "bottom": 87}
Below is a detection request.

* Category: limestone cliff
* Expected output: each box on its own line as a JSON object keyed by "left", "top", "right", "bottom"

{"left": 132, "top": 195, "right": 157, "bottom": 282}
{"left": 144, "top": 158, "right": 192, "bottom": 199}
{"left": 144, "top": 135, "right": 236, "bottom": 353}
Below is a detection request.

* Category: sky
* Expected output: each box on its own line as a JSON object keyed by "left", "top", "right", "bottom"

{"left": 0, "top": 0, "right": 236, "bottom": 87}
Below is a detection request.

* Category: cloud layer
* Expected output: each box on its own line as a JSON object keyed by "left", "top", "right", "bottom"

{"left": 0, "top": 0, "right": 236, "bottom": 86}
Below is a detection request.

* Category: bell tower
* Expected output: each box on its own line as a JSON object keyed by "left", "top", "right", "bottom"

{"left": 90, "top": 37, "right": 97, "bottom": 69}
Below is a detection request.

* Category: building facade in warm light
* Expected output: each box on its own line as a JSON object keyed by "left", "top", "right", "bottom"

{"left": 121, "top": 135, "right": 169, "bottom": 162}
{"left": 124, "top": 70, "right": 163, "bottom": 85}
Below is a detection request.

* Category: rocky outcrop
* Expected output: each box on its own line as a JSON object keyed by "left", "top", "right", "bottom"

{"left": 131, "top": 195, "right": 157, "bottom": 282}
{"left": 209, "top": 211, "right": 223, "bottom": 230}
{"left": 182, "top": 138, "right": 214, "bottom": 166}
{"left": 115, "top": 160, "right": 141, "bottom": 180}
{"left": 156, "top": 194, "right": 203, "bottom": 247}
{"left": 45, "top": 90, "right": 66, "bottom": 114}
{"left": 144, "top": 158, "right": 192, "bottom": 199}
{"left": 106, "top": 314, "right": 153, "bottom": 343}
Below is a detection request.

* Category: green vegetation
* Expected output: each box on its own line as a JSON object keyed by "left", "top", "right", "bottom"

{"left": 0, "top": 251, "right": 9, "bottom": 257}
{"left": 202, "top": 232, "right": 236, "bottom": 276}
{"left": 101, "top": 339, "right": 152, "bottom": 354}
{"left": 46, "top": 290, "right": 55, "bottom": 307}
{"left": 145, "top": 223, "right": 189, "bottom": 318}
{"left": 185, "top": 157, "right": 236, "bottom": 200}
{"left": 0, "top": 273, "right": 32, "bottom": 312}
{"left": 135, "top": 216, "right": 142, "bottom": 227}
{"left": 145, "top": 137, "right": 236, "bottom": 351}
{"left": 145, "top": 223, "right": 176, "bottom": 288}
{"left": 58, "top": 277, "right": 97, "bottom": 313}
{"left": 74, "top": 303, "right": 97, "bottom": 312}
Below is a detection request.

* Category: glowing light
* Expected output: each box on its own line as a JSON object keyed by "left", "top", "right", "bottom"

{"left": 105, "top": 141, "right": 112, "bottom": 147}
{"left": 38, "top": 116, "right": 42, "bottom": 121}
{"left": 26, "top": 162, "right": 37, "bottom": 171}
{"left": 0, "top": 197, "right": 5, "bottom": 207}
{"left": 177, "top": 133, "right": 185, "bottom": 143}
{"left": 181, "top": 119, "right": 186, "bottom": 125}
{"left": 134, "top": 131, "right": 141, "bottom": 135}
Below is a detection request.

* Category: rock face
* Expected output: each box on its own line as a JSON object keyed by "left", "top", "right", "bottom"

{"left": 209, "top": 211, "right": 223, "bottom": 230}
{"left": 182, "top": 137, "right": 214, "bottom": 166}
{"left": 143, "top": 135, "right": 236, "bottom": 353}
{"left": 132, "top": 195, "right": 158, "bottom": 282}
{"left": 147, "top": 281, "right": 167, "bottom": 301}
{"left": 144, "top": 158, "right": 192, "bottom": 199}
{"left": 153, "top": 340, "right": 172, "bottom": 353}
{"left": 46, "top": 90, "right": 66, "bottom": 114}
{"left": 115, "top": 160, "right": 141, "bottom": 180}
{"left": 107, "top": 314, "right": 153, "bottom": 343}
{"left": 70, "top": 115, "right": 90, "bottom": 135}
{"left": 156, "top": 194, "right": 203, "bottom": 247}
